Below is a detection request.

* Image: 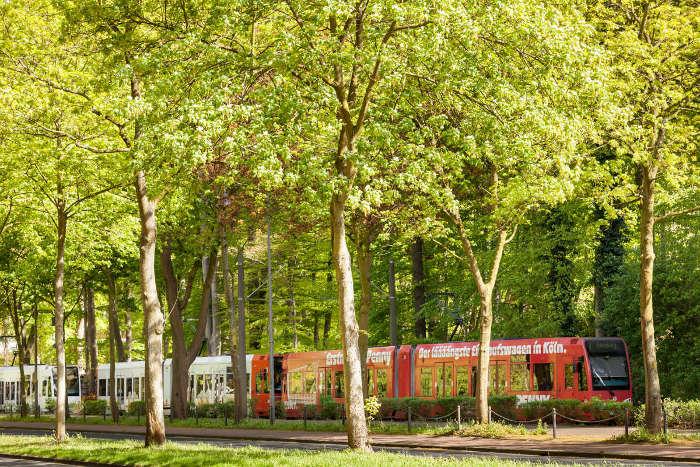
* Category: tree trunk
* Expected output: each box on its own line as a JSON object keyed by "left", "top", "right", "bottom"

{"left": 331, "top": 196, "right": 369, "bottom": 451}
{"left": 135, "top": 170, "right": 166, "bottom": 446}
{"left": 287, "top": 259, "right": 298, "bottom": 350}
{"left": 54, "top": 206, "right": 67, "bottom": 441}
{"left": 33, "top": 301, "right": 39, "bottom": 418}
{"left": 163, "top": 244, "right": 218, "bottom": 419}
{"left": 106, "top": 270, "right": 120, "bottom": 423}
{"left": 356, "top": 240, "right": 371, "bottom": 399}
{"left": 10, "top": 291, "right": 28, "bottom": 418}
{"left": 85, "top": 286, "right": 98, "bottom": 397}
{"left": 640, "top": 164, "right": 662, "bottom": 433}
{"left": 411, "top": 238, "right": 427, "bottom": 339}
{"left": 221, "top": 226, "right": 240, "bottom": 421}
{"left": 388, "top": 258, "right": 398, "bottom": 346}
{"left": 202, "top": 256, "right": 221, "bottom": 356}
{"left": 236, "top": 249, "right": 247, "bottom": 420}
{"left": 76, "top": 315, "right": 85, "bottom": 374}
{"left": 475, "top": 288, "right": 493, "bottom": 424}
{"left": 124, "top": 306, "right": 132, "bottom": 362}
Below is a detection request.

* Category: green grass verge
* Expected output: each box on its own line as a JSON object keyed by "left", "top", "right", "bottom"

{"left": 0, "top": 434, "right": 571, "bottom": 466}
{"left": 610, "top": 428, "right": 700, "bottom": 444}
{"left": 0, "top": 414, "right": 485, "bottom": 436}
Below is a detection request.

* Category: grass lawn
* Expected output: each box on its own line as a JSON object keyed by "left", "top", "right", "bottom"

{"left": 0, "top": 414, "right": 556, "bottom": 438}
{"left": 0, "top": 434, "right": 570, "bottom": 466}
{"left": 0, "top": 414, "right": 473, "bottom": 436}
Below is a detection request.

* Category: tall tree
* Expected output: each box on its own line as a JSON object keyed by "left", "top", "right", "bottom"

{"left": 592, "top": 0, "right": 700, "bottom": 432}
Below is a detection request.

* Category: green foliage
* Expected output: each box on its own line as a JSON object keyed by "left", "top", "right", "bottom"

{"left": 82, "top": 400, "right": 107, "bottom": 416}
{"left": 127, "top": 401, "right": 145, "bottom": 417}
{"left": 364, "top": 396, "right": 381, "bottom": 422}
{"left": 634, "top": 400, "right": 700, "bottom": 429}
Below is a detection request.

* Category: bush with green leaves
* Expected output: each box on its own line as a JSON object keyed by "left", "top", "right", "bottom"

{"left": 127, "top": 400, "right": 146, "bottom": 416}
{"left": 519, "top": 398, "right": 630, "bottom": 425}
{"left": 82, "top": 399, "right": 107, "bottom": 415}
{"left": 634, "top": 399, "right": 700, "bottom": 429}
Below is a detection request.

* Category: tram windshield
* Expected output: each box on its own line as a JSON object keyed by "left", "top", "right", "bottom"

{"left": 66, "top": 366, "right": 80, "bottom": 396}
{"left": 585, "top": 339, "right": 630, "bottom": 390}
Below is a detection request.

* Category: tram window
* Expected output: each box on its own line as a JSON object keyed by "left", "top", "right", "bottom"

{"left": 99, "top": 379, "right": 106, "bottom": 397}
{"left": 289, "top": 371, "right": 303, "bottom": 395}
{"left": 376, "top": 369, "right": 388, "bottom": 397}
{"left": 65, "top": 367, "right": 80, "bottom": 397}
{"left": 577, "top": 359, "right": 588, "bottom": 391}
{"left": 256, "top": 370, "right": 269, "bottom": 394}
{"left": 204, "top": 374, "right": 212, "bottom": 393}
{"left": 456, "top": 366, "right": 469, "bottom": 396}
{"left": 321, "top": 369, "right": 332, "bottom": 396}
{"left": 489, "top": 362, "right": 506, "bottom": 393}
{"left": 226, "top": 367, "right": 235, "bottom": 393}
{"left": 367, "top": 370, "right": 375, "bottom": 396}
{"left": 126, "top": 378, "right": 133, "bottom": 398}
{"left": 419, "top": 368, "right": 433, "bottom": 397}
{"left": 533, "top": 363, "right": 553, "bottom": 391}
{"left": 134, "top": 378, "right": 140, "bottom": 399}
{"left": 117, "top": 378, "right": 124, "bottom": 399}
{"left": 437, "top": 364, "right": 453, "bottom": 398}
{"left": 304, "top": 372, "right": 316, "bottom": 394}
{"left": 510, "top": 363, "right": 530, "bottom": 391}
{"left": 334, "top": 371, "right": 344, "bottom": 398}
{"left": 471, "top": 366, "right": 478, "bottom": 396}
{"left": 565, "top": 364, "right": 575, "bottom": 389}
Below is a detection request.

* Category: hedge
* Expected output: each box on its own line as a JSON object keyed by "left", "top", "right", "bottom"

{"left": 82, "top": 399, "right": 107, "bottom": 415}
{"left": 634, "top": 399, "right": 700, "bottom": 429}
{"left": 128, "top": 400, "right": 146, "bottom": 416}
{"left": 519, "top": 398, "right": 631, "bottom": 425}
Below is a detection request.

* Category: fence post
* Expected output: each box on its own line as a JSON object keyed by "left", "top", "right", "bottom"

{"left": 83, "top": 403, "right": 86, "bottom": 422}
{"left": 407, "top": 406, "right": 412, "bottom": 433}
{"left": 487, "top": 405, "right": 492, "bottom": 424}
{"left": 103, "top": 405, "right": 106, "bottom": 421}
{"left": 303, "top": 405, "right": 308, "bottom": 431}
{"left": 137, "top": 407, "right": 140, "bottom": 424}
{"left": 552, "top": 408, "right": 557, "bottom": 439}
{"left": 196, "top": 405, "right": 199, "bottom": 425}
{"left": 457, "top": 405, "right": 462, "bottom": 430}
{"left": 225, "top": 406, "right": 228, "bottom": 426}
{"left": 624, "top": 408, "right": 629, "bottom": 437}
{"left": 661, "top": 399, "right": 668, "bottom": 442}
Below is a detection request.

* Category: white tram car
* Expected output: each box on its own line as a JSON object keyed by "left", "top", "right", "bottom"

{"left": 96, "top": 355, "right": 254, "bottom": 412}
{"left": 0, "top": 356, "right": 253, "bottom": 414}
{"left": 0, "top": 364, "right": 81, "bottom": 411}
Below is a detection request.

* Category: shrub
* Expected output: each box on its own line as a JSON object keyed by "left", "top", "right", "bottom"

{"left": 519, "top": 398, "right": 630, "bottom": 425}
{"left": 128, "top": 400, "right": 146, "bottom": 416}
{"left": 320, "top": 396, "right": 341, "bottom": 420}
{"left": 44, "top": 398, "right": 56, "bottom": 414}
{"left": 634, "top": 399, "right": 700, "bottom": 429}
{"left": 83, "top": 399, "right": 107, "bottom": 415}
{"left": 364, "top": 396, "right": 381, "bottom": 421}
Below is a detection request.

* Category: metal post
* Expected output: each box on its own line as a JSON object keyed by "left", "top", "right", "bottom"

{"left": 83, "top": 404, "right": 86, "bottom": 422}
{"left": 457, "top": 405, "right": 462, "bottom": 430}
{"left": 224, "top": 406, "right": 228, "bottom": 426}
{"left": 33, "top": 300, "right": 39, "bottom": 418}
{"left": 552, "top": 408, "right": 557, "bottom": 439}
{"left": 266, "top": 199, "right": 275, "bottom": 425}
{"left": 662, "top": 398, "right": 668, "bottom": 441}
{"left": 407, "top": 406, "right": 412, "bottom": 433}
{"left": 488, "top": 405, "right": 492, "bottom": 424}
{"left": 303, "top": 405, "right": 307, "bottom": 430}
{"left": 624, "top": 408, "right": 629, "bottom": 437}
{"left": 388, "top": 259, "right": 398, "bottom": 346}
{"left": 103, "top": 405, "right": 106, "bottom": 421}
{"left": 137, "top": 407, "right": 140, "bottom": 424}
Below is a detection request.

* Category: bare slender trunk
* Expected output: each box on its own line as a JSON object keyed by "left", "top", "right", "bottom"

{"left": 331, "top": 196, "right": 369, "bottom": 450}
{"left": 76, "top": 315, "right": 85, "bottom": 373}
{"left": 33, "top": 301, "right": 39, "bottom": 418}
{"left": 85, "top": 286, "right": 98, "bottom": 397}
{"left": 124, "top": 307, "right": 132, "bottom": 362}
{"left": 475, "top": 288, "right": 493, "bottom": 423}
{"left": 10, "top": 291, "right": 28, "bottom": 418}
{"left": 356, "top": 239, "right": 372, "bottom": 398}
{"left": 162, "top": 244, "right": 217, "bottom": 419}
{"left": 135, "top": 170, "right": 166, "bottom": 446}
{"left": 287, "top": 259, "right": 298, "bottom": 350}
{"left": 55, "top": 205, "right": 67, "bottom": 441}
{"left": 411, "top": 238, "right": 427, "bottom": 339}
{"left": 236, "top": 249, "right": 247, "bottom": 419}
{"left": 221, "top": 226, "right": 240, "bottom": 421}
{"left": 106, "top": 270, "right": 120, "bottom": 423}
{"left": 640, "top": 164, "right": 662, "bottom": 433}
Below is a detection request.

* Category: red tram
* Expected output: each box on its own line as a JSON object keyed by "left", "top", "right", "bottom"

{"left": 250, "top": 337, "right": 632, "bottom": 417}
